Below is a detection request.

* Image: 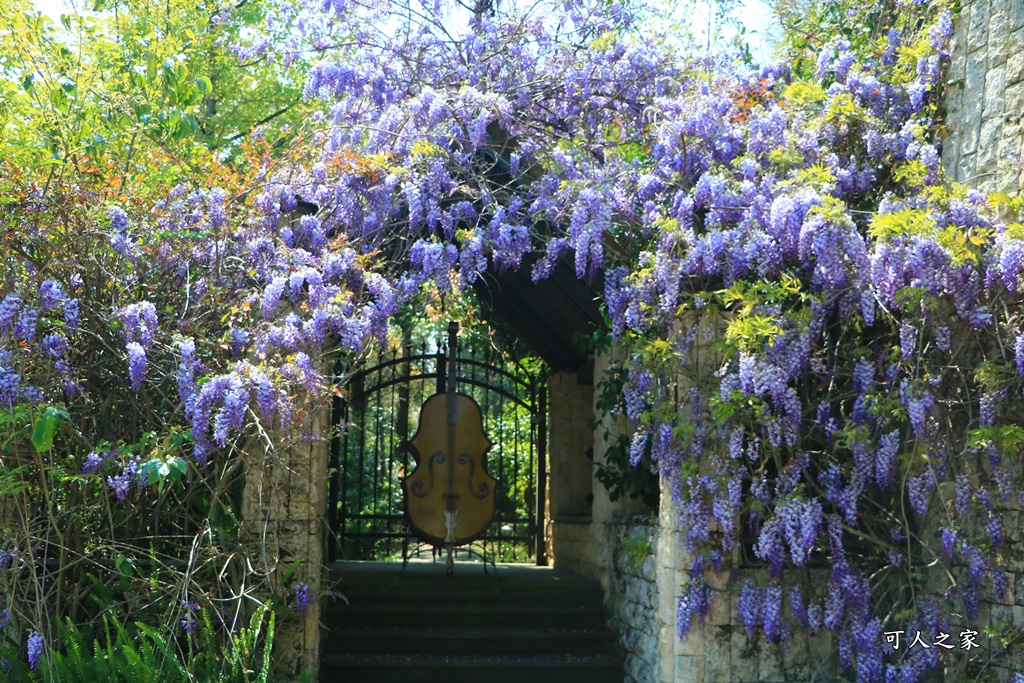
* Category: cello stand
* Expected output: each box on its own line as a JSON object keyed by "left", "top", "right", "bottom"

{"left": 397, "top": 535, "right": 498, "bottom": 578}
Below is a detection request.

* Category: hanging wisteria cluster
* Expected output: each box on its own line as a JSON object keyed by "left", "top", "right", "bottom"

{"left": 2, "top": 0, "right": 1023, "bottom": 678}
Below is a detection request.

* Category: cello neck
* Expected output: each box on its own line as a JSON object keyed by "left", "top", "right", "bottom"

{"left": 445, "top": 321, "right": 458, "bottom": 512}
{"left": 444, "top": 323, "right": 456, "bottom": 409}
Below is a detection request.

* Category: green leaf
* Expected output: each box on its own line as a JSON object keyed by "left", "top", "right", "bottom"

{"left": 49, "top": 86, "right": 69, "bottom": 112}
{"left": 31, "top": 413, "right": 59, "bottom": 452}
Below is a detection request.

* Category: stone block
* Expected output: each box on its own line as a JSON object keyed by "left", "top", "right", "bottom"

{"left": 621, "top": 624, "right": 643, "bottom": 653}
{"left": 941, "top": 128, "right": 961, "bottom": 179}
{"left": 807, "top": 630, "right": 837, "bottom": 679}
{"left": 675, "top": 624, "right": 706, "bottom": 657}
{"left": 657, "top": 632, "right": 676, "bottom": 673}
{"left": 781, "top": 636, "right": 812, "bottom": 681}
{"left": 673, "top": 655, "right": 705, "bottom": 681}
{"left": 1014, "top": 571, "right": 1024, "bottom": 606}
{"left": 989, "top": 10, "right": 1010, "bottom": 64}
{"left": 951, "top": 20, "right": 968, "bottom": 61}
{"left": 955, "top": 152, "right": 977, "bottom": 185}
{"left": 628, "top": 658, "right": 655, "bottom": 683}
{"left": 704, "top": 626, "right": 732, "bottom": 683}
{"left": 1012, "top": 0, "right": 1024, "bottom": 31}
{"left": 708, "top": 586, "right": 732, "bottom": 626}
{"left": 976, "top": 117, "right": 1003, "bottom": 177}
{"left": 997, "top": 136, "right": 1024, "bottom": 195}
{"left": 990, "top": 603, "right": 1024, "bottom": 627}
{"left": 962, "top": 98, "right": 983, "bottom": 155}
{"left": 969, "top": 0, "right": 992, "bottom": 46}
{"left": 1008, "top": 43, "right": 1024, "bottom": 86}
{"left": 729, "top": 628, "right": 759, "bottom": 681}
{"left": 758, "top": 645, "right": 783, "bottom": 682}
{"left": 1007, "top": 80, "right": 1024, "bottom": 115}
{"left": 946, "top": 71, "right": 964, "bottom": 119}
{"left": 983, "top": 63, "right": 1007, "bottom": 116}
{"left": 1007, "top": 511, "right": 1024, "bottom": 544}
{"left": 965, "top": 46, "right": 988, "bottom": 93}
{"left": 996, "top": 567, "right": 1017, "bottom": 606}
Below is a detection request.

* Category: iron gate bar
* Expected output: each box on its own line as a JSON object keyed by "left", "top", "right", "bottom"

{"left": 351, "top": 359, "right": 536, "bottom": 410}
{"left": 355, "top": 372, "right": 534, "bottom": 410}
{"left": 343, "top": 347, "right": 535, "bottom": 389}
{"left": 536, "top": 387, "right": 547, "bottom": 565}
{"left": 328, "top": 390, "right": 342, "bottom": 563}
{"left": 329, "top": 336, "right": 545, "bottom": 564}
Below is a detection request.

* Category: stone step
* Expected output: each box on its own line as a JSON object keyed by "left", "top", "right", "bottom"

{"left": 333, "top": 575, "right": 604, "bottom": 605}
{"left": 326, "top": 625, "right": 617, "bottom": 656}
{"left": 327, "top": 602, "right": 610, "bottom": 629}
{"left": 320, "top": 653, "right": 625, "bottom": 683}
{"left": 329, "top": 560, "right": 604, "bottom": 606}
{"left": 322, "top": 561, "right": 623, "bottom": 682}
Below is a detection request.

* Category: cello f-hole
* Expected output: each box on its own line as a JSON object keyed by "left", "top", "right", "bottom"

{"left": 458, "top": 452, "right": 491, "bottom": 499}
{"left": 411, "top": 452, "right": 442, "bottom": 497}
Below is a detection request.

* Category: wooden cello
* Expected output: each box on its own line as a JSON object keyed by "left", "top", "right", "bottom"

{"left": 402, "top": 322, "right": 496, "bottom": 575}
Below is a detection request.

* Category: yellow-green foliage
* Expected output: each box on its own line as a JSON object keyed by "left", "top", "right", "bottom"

{"left": 869, "top": 207, "right": 938, "bottom": 239}
{"left": 782, "top": 81, "right": 827, "bottom": 106}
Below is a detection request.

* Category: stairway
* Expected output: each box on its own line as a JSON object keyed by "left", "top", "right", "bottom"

{"left": 322, "top": 560, "right": 624, "bottom": 683}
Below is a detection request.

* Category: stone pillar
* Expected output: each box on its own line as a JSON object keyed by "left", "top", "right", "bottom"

{"left": 546, "top": 369, "right": 596, "bottom": 573}
{"left": 942, "top": 0, "right": 1024, "bottom": 194}
{"left": 547, "top": 369, "right": 595, "bottom": 520}
{"left": 240, "top": 393, "right": 330, "bottom": 682}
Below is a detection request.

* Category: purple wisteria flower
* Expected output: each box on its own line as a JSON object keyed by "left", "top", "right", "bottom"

{"left": 181, "top": 600, "right": 200, "bottom": 633}
{"left": 82, "top": 450, "right": 110, "bottom": 474}
{"left": 62, "top": 298, "right": 79, "bottom": 330}
{"left": 0, "top": 546, "right": 17, "bottom": 570}
{"left": 118, "top": 302, "right": 158, "bottom": 348}
{"left": 294, "top": 582, "right": 315, "bottom": 615}
{"left": 14, "top": 308, "right": 37, "bottom": 342}
{"left": 0, "top": 367, "right": 22, "bottom": 408}
{"left": 126, "top": 342, "right": 147, "bottom": 392}
{"left": 106, "top": 458, "right": 140, "bottom": 500}
{"left": 1016, "top": 332, "right": 1024, "bottom": 376}
{"left": 108, "top": 206, "right": 136, "bottom": 254}
{"left": 0, "top": 293, "right": 21, "bottom": 332}
{"left": 38, "top": 280, "right": 63, "bottom": 310}
{"left": 177, "top": 338, "right": 198, "bottom": 407}
{"left": 27, "top": 631, "right": 42, "bottom": 670}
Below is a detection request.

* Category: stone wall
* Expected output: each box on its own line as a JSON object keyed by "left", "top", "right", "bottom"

{"left": 933, "top": 459, "right": 1024, "bottom": 682}
{"left": 546, "top": 368, "right": 599, "bottom": 577}
{"left": 545, "top": 322, "right": 838, "bottom": 683}
{"left": 541, "top": 13, "right": 1024, "bottom": 672}
{"left": 240, "top": 395, "right": 330, "bottom": 682}
{"left": 941, "top": 2, "right": 1024, "bottom": 678}
{"left": 941, "top": 0, "right": 1024, "bottom": 193}
{"left": 650, "top": 475, "right": 837, "bottom": 683}
{"left": 608, "top": 519, "right": 660, "bottom": 683}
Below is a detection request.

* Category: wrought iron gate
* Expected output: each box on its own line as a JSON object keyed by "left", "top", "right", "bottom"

{"left": 328, "top": 335, "right": 546, "bottom": 564}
